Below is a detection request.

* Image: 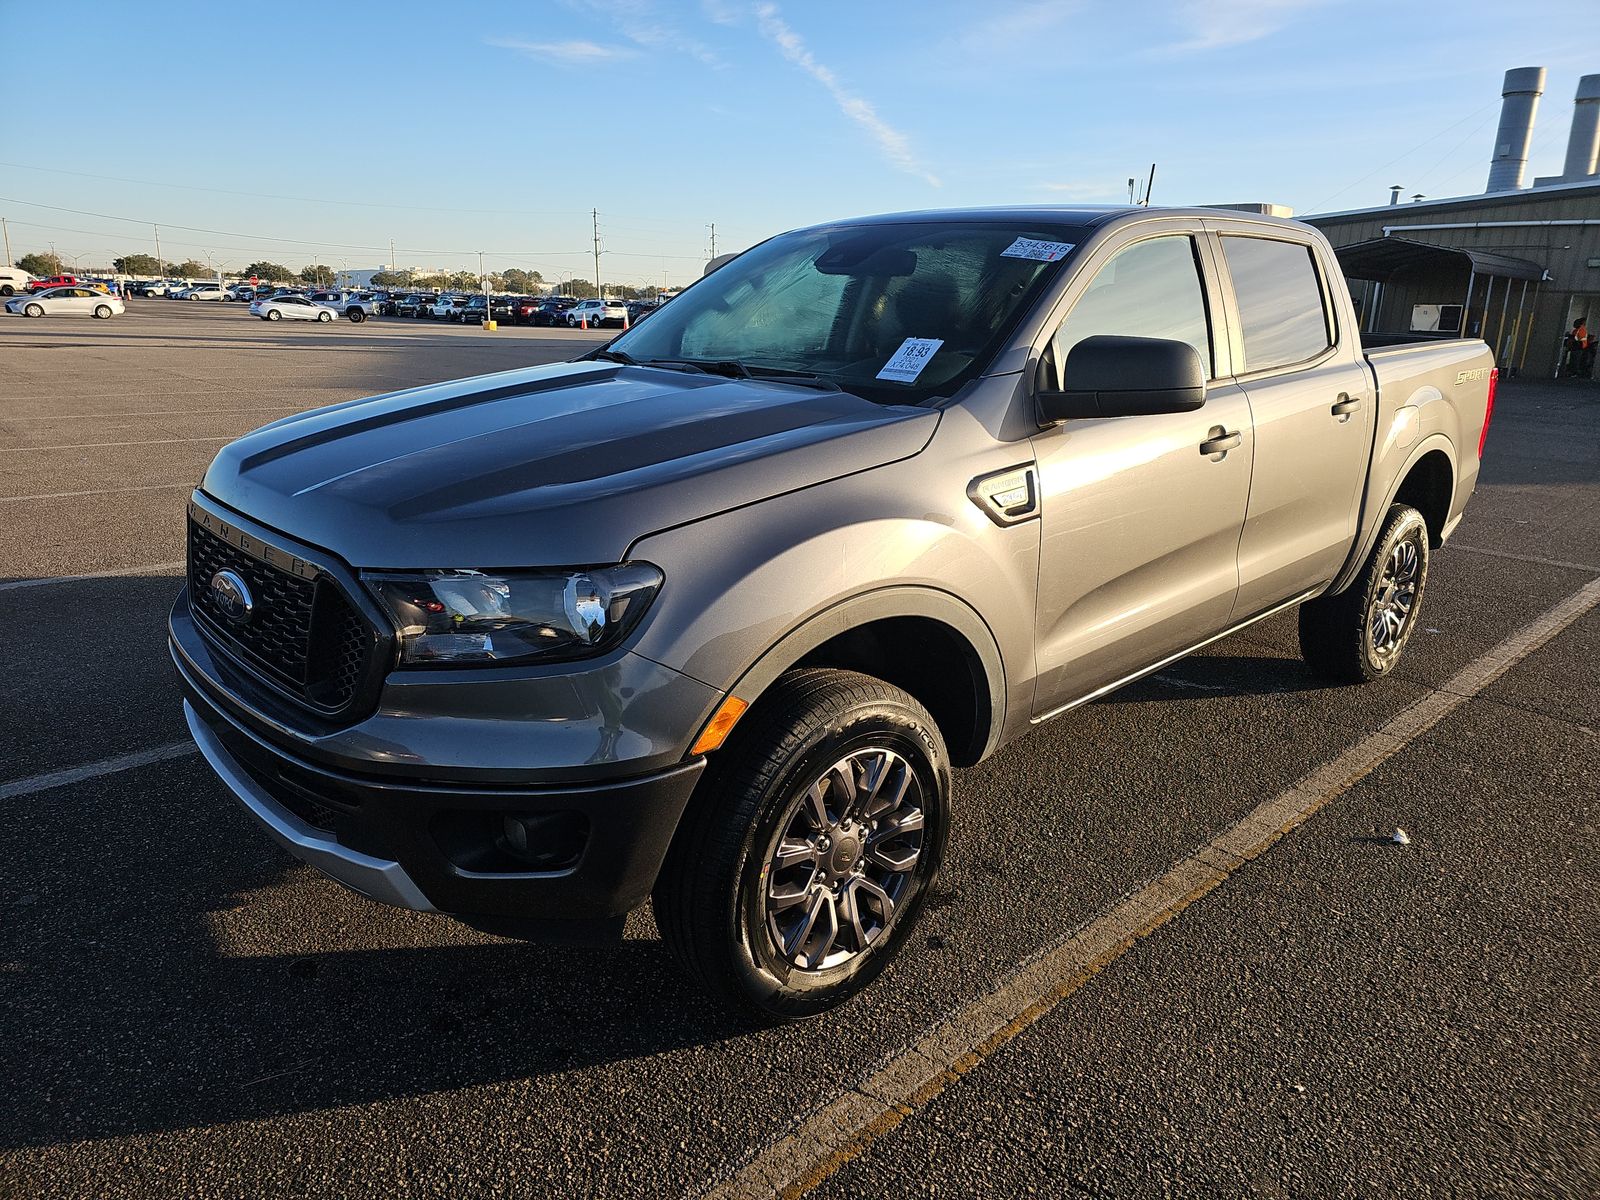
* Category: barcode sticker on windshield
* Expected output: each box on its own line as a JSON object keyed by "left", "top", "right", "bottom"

{"left": 877, "top": 337, "right": 944, "bottom": 383}
{"left": 1001, "top": 237, "right": 1075, "bottom": 262}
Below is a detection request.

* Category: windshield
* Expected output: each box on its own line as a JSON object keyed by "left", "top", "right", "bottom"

{"left": 606, "top": 220, "right": 1082, "bottom": 403}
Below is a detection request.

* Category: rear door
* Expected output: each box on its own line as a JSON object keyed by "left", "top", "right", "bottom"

{"left": 1030, "top": 229, "right": 1254, "bottom": 716}
{"left": 1211, "top": 229, "right": 1375, "bottom": 614}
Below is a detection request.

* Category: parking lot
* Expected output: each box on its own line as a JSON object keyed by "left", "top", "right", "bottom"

{"left": 2, "top": 302, "right": 1597, "bottom": 1197}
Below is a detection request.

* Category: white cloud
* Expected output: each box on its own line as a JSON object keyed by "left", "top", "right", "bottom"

{"left": 1158, "top": 0, "right": 1324, "bottom": 55}
{"left": 752, "top": 3, "right": 938, "bottom": 187}
{"left": 593, "top": 0, "right": 725, "bottom": 67}
{"left": 487, "top": 37, "right": 639, "bottom": 65}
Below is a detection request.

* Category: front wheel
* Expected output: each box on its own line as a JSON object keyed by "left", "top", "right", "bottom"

{"left": 1299, "top": 504, "right": 1430, "bottom": 683}
{"left": 93, "top": 305, "right": 112, "bottom": 319}
{"left": 318, "top": 310, "right": 333, "bottom": 323}
{"left": 347, "top": 308, "right": 365, "bottom": 322}
{"left": 23, "top": 303, "right": 44, "bottom": 318}
{"left": 654, "top": 668, "right": 950, "bottom": 1021}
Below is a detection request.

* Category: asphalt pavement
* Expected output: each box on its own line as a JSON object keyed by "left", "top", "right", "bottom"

{"left": 1, "top": 302, "right": 1595, "bottom": 1198}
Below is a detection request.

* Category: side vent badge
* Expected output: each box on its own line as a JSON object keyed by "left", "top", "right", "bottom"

{"left": 968, "top": 465, "right": 1040, "bottom": 527}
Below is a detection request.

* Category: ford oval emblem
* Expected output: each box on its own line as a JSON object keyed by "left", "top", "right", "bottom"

{"left": 209, "top": 569, "right": 254, "bottom": 624}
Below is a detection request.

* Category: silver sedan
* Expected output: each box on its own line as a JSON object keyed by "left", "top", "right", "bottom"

{"left": 5, "top": 286, "right": 126, "bottom": 319}
{"left": 251, "top": 295, "right": 338, "bottom": 323}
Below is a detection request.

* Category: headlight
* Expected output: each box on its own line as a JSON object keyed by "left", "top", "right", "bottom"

{"left": 364, "top": 563, "right": 663, "bottom": 667}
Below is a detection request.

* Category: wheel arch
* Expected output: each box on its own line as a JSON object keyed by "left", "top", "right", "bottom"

{"left": 1330, "top": 435, "right": 1456, "bottom": 594}
{"left": 722, "top": 587, "right": 1006, "bottom": 768}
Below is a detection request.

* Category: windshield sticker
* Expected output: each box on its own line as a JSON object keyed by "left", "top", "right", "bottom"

{"left": 1001, "top": 237, "right": 1075, "bottom": 262}
{"left": 877, "top": 338, "right": 944, "bottom": 384}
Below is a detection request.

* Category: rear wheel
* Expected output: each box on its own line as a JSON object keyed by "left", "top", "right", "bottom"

{"left": 266, "top": 309, "right": 282, "bottom": 321}
{"left": 1299, "top": 503, "right": 1430, "bottom": 683}
{"left": 654, "top": 668, "right": 950, "bottom": 1021}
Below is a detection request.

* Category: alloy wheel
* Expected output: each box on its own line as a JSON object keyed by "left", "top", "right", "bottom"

{"left": 1370, "top": 532, "right": 1423, "bottom": 657}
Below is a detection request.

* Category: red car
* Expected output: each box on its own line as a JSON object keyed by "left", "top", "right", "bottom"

{"left": 26, "top": 274, "right": 78, "bottom": 292}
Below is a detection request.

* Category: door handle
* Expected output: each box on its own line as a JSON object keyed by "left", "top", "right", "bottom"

{"left": 1331, "top": 394, "right": 1362, "bottom": 419}
{"left": 1199, "top": 428, "right": 1242, "bottom": 457}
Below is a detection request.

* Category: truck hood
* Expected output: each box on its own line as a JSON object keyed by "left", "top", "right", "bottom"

{"left": 201, "top": 362, "right": 938, "bottom": 568}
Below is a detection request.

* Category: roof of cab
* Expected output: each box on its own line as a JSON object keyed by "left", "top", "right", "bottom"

{"left": 793, "top": 204, "right": 1314, "bottom": 235}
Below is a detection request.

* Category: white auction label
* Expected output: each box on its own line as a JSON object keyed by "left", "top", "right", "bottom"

{"left": 877, "top": 337, "right": 944, "bottom": 383}
{"left": 1001, "top": 237, "right": 1075, "bottom": 262}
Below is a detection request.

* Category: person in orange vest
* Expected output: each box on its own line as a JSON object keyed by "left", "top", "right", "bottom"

{"left": 1566, "top": 318, "right": 1594, "bottom": 379}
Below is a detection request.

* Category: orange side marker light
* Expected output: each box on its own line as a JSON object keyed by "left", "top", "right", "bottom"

{"left": 691, "top": 696, "right": 749, "bottom": 755}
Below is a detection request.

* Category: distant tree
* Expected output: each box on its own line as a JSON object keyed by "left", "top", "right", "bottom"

{"left": 241, "top": 261, "right": 295, "bottom": 283}
{"left": 413, "top": 273, "right": 448, "bottom": 289}
{"left": 369, "top": 269, "right": 412, "bottom": 288}
{"left": 113, "top": 253, "right": 163, "bottom": 276}
{"left": 17, "top": 251, "right": 63, "bottom": 276}
{"left": 500, "top": 268, "right": 545, "bottom": 294}
{"left": 173, "top": 259, "right": 210, "bottom": 279}
{"left": 445, "top": 270, "right": 479, "bottom": 291}
{"left": 299, "top": 264, "right": 335, "bottom": 286}
{"left": 559, "top": 278, "right": 596, "bottom": 299}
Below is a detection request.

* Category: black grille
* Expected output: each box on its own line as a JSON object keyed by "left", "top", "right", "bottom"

{"left": 188, "top": 518, "right": 373, "bottom": 715}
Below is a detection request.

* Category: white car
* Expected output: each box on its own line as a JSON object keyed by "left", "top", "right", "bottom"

{"left": 184, "top": 285, "right": 228, "bottom": 302}
{"left": 251, "top": 295, "right": 338, "bottom": 323}
{"left": 430, "top": 295, "right": 469, "bottom": 320}
{"left": 6, "top": 286, "right": 125, "bottom": 319}
{"left": 565, "top": 299, "right": 627, "bottom": 328}
{"left": 0, "top": 267, "right": 34, "bottom": 297}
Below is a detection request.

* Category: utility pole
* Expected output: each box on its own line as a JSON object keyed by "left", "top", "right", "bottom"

{"left": 592, "top": 209, "right": 602, "bottom": 299}
{"left": 1, "top": 217, "right": 10, "bottom": 267}
{"left": 707, "top": 222, "right": 716, "bottom": 262}
{"left": 153, "top": 224, "right": 164, "bottom": 276}
{"left": 390, "top": 238, "right": 396, "bottom": 271}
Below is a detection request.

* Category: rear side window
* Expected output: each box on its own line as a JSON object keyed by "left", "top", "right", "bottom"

{"left": 1050, "top": 235, "right": 1213, "bottom": 378}
{"left": 1220, "top": 236, "right": 1332, "bottom": 372}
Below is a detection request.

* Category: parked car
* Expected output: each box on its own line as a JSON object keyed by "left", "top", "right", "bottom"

{"left": 459, "top": 294, "right": 515, "bottom": 325}
{"left": 307, "top": 290, "right": 380, "bottom": 322}
{"left": 430, "top": 294, "right": 469, "bottom": 321}
{"left": 7, "top": 286, "right": 124, "bottom": 319}
{"left": 25, "top": 274, "right": 78, "bottom": 293}
{"left": 251, "top": 294, "right": 338, "bottom": 323}
{"left": 171, "top": 205, "right": 1498, "bottom": 1019}
{"left": 624, "top": 300, "right": 658, "bottom": 326}
{"left": 566, "top": 298, "right": 627, "bottom": 328}
{"left": 182, "top": 285, "right": 227, "bottom": 302}
{"left": 395, "top": 292, "right": 437, "bottom": 318}
{"left": 528, "top": 296, "right": 579, "bottom": 326}
{"left": 0, "top": 267, "right": 34, "bottom": 296}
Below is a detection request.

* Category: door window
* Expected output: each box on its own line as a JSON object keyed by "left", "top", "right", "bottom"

{"left": 1220, "top": 236, "right": 1332, "bottom": 372}
{"left": 1050, "top": 236, "right": 1213, "bottom": 378}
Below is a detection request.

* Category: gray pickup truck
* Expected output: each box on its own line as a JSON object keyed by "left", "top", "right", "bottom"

{"left": 170, "top": 206, "right": 1497, "bottom": 1019}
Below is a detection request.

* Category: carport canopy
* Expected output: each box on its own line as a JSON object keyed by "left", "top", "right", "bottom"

{"left": 1333, "top": 236, "right": 1545, "bottom": 283}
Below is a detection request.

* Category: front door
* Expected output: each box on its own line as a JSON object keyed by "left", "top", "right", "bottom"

{"left": 1031, "top": 233, "right": 1253, "bottom": 717}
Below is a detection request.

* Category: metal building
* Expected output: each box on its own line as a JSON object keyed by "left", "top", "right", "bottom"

{"left": 1306, "top": 69, "right": 1600, "bottom": 377}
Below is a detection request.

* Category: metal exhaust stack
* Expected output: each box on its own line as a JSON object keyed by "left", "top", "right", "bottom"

{"left": 1563, "top": 74, "right": 1600, "bottom": 180}
{"left": 1486, "top": 66, "right": 1546, "bottom": 192}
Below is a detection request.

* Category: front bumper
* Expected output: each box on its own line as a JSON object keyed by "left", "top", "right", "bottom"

{"left": 182, "top": 683, "right": 705, "bottom": 920}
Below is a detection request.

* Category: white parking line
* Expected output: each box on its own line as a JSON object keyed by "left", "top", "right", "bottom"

{"left": 3, "top": 406, "right": 303, "bottom": 421}
{"left": 0, "top": 561, "right": 185, "bottom": 592}
{"left": 1448, "top": 542, "right": 1600, "bottom": 574}
{"left": 0, "top": 437, "right": 232, "bottom": 453}
{"left": 0, "top": 741, "right": 197, "bottom": 802}
{"left": 0, "top": 482, "right": 192, "bottom": 503}
{"left": 702, "top": 572, "right": 1600, "bottom": 1200}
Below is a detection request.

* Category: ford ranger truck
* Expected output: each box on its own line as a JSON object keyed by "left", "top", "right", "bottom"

{"left": 170, "top": 206, "right": 1496, "bottom": 1019}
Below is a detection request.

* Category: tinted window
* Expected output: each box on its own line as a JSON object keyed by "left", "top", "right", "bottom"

{"left": 1221, "top": 236, "right": 1331, "bottom": 371}
{"left": 1050, "top": 236, "right": 1212, "bottom": 377}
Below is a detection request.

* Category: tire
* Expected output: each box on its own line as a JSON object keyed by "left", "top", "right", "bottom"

{"left": 93, "top": 305, "right": 112, "bottom": 319}
{"left": 0, "top": 285, "right": 12, "bottom": 296}
{"left": 347, "top": 308, "right": 365, "bottom": 323}
{"left": 189, "top": 294, "right": 201, "bottom": 301}
{"left": 318, "top": 310, "right": 333, "bottom": 323}
{"left": 23, "top": 303, "right": 43, "bottom": 318}
{"left": 266, "top": 309, "right": 282, "bottom": 321}
{"left": 654, "top": 668, "right": 950, "bottom": 1021}
{"left": 1299, "top": 504, "right": 1430, "bottom": 683}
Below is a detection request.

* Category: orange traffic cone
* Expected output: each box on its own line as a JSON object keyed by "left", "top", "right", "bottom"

{"left": 579, "top": 312, "right": 587, "bottom": 330}
{"left": 622, "top": 308, "right": 630, "bottom": 330}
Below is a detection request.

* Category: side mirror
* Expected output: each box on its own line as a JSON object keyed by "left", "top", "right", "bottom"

{"left": 1035, "top": 335, "right": 1207, "bottom": 423}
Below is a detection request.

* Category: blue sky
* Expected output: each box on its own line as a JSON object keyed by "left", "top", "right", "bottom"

{"left": 0, "top": 0, "right": 1584, "bottom": 282}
